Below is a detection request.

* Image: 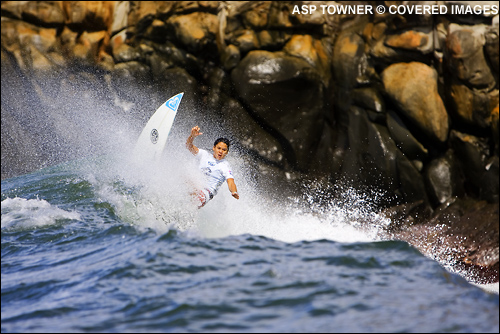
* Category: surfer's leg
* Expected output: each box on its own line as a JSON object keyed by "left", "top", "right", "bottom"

{"left": 192, "top": 189, "right": 208, "bottom": 208}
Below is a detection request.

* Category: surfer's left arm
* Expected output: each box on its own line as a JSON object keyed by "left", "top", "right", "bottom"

{"left": 227, "top": 178, "right": 239, "bottom": 199}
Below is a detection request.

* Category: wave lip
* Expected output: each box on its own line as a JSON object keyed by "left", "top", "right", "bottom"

{"left": 1, "top": 197, "right": 81, "bottom": 230}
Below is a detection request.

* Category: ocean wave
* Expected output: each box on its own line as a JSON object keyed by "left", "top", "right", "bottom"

{"left": 1, "top": 197, "right": 81, "bottom": 230}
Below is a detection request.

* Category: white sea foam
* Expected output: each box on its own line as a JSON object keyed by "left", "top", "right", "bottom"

{"left": 473, "top": 282, "right": 500, "bottom": 294}
{"left": 193, "top": 176, "right": 388, "bottom": 244}
{"left": 1, "top": 197, "right": 81, "bottom": 229}
{"left": 96, "top": 134, "right": 388, "bottom": 245}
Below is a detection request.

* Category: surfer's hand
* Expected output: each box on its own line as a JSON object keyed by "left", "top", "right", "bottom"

{"left": 190, "top": 126, "right": 202, "bottom": 137}
{"left": 231, "top": 191, "right": 239, "bottom": 199}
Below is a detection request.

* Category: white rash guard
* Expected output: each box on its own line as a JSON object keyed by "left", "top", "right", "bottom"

{"left": 196, "top": 149, "right": 234, "bottom": 200}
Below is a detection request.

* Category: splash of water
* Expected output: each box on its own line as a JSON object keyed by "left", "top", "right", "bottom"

{"left": 85, "top": 128, "right": 392, "bottom": 246}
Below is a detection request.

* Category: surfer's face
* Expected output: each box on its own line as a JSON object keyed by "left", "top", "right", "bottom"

{"left": 213, "top": 142, "right": 229, "bottom": 160}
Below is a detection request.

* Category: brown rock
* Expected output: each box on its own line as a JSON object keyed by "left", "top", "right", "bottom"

{"left": 241, "top": 2, "right": 270, "bottom": 29}
{"left": 449, "top": 82, "right": 498, "bottom": 128}
{"left": 268, "top": 2, "right": 293, "bottom": 29}
{"left": 23, "top": 1, "right": 65, "bottom": 26}
{"left": 234, "top": 29, "right": 260, "bottom": 54}
{"left": 1, "top": 1, "right": 24, "bottom": 19}
{"left": 382, "top": 62, "right": 449, "bottom": 143}
{"left": 143, "top": 19, "right": 169, "bottom": 43}
{"left": 256, "top": 30, "right": 291, "bottom": 50}
{"left": 1, "top": 19, "right": 61, "bottom": 73}
{"left": 385, "top": 30, "right": 432, "bottom": 53}
{"left": 74, "top": 30, "right": 108, "bottom": 65}
{"left": 167, "top": 12, "right": 218, "bottom": 53}
{"left": 63, "top": 1, "right": 114, "bottom": 31}
{"left": 110, "top": 29, "right": 127, "bottom": 54}
{"left": 221, "top": 44, "right": 240, "bottom": 70}
{"left": 284, "top": 34, "right": 330, "bottom": 85}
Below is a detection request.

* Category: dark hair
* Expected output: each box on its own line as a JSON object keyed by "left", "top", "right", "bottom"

{"left": 214, "top": 137, "right": 230, "bottom": 150}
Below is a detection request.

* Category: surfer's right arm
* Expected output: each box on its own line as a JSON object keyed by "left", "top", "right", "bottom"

{"left": 186, "top": 126, "right": 202, "bottom": 155}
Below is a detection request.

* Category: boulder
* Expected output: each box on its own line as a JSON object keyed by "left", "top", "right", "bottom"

{"left": 445, "top": 24, "right": 496, "bottom": 89}
{"left": 333, "top": 31, "right": 369, "bottom": 89}
{"left": 231, "top": 50, "right": 325, "bottom": 172}
{"left": 63, "top": 1, "right": 114, "bottom": 31}
{"left": 167, "top": 12, "right": 218, "bottom": 55}
{"left": 424, "top": 149, "right": 466, "bottom": 206}
{"left": 233, "top": 29, "right": 260, "bottom": 54}
{"left": 382, "top": 62, "right": 449, "bottom": 143}
{"left": 449, "top": 130, "right": 497, "bottom": 202}
{"left": 23, "top": 1, "right": 65, "bottom": 26}
{"left": 283, "top": 34, "right": 331, "bottom": 86}
{"left": 385, "top": 29, "right": 433, "bottom": 54}
{"left": 241, "top": 2, "right": 270, "bottom": 29}
{"left": 484, "top": 25, "right": 499, "bottom": 74}
{"left": 387, "top": 110, "right": 429, "bottom": 161}
{"left": 448, "top": 82, "right": 498, "bottom": 129}
{"left": 339, "top": 106, "right": 399, "bottom": 202}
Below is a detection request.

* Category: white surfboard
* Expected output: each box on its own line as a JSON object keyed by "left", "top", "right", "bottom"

{"left": 133, "top": 92, "right": 184, "bottom": 161}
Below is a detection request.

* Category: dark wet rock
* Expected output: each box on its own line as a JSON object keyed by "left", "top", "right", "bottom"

{"left": 231, "top": 50, "right": 325, "bottom": 172}
{"left": 220, "top": 97, "right": 284, "bottom": 168}
{"left": 336, "top": 106, "right": 432, "bottom": 208}
{"left": 449, "top": 130, "right": 496, "bottom": 201}
{"left": 479, "top": 156, "right": 499, "bottom": 203}
{"left": 352, "top": 87, "right": 385, "bottom": 115}
{"left": 396, "top": 152, "right": 431, "bottom": 208}
{"left": 392, "top": 198, "right": 499, "bottom": 284}
{"left": 387, "top": 110, "right": 428, "bottom": 161}
{"left": 333, "top": 31, "right": 369, "bottom": 89}
{"left": 220, "top": 44, "right": 240, "bottom": 70}
{"left": 424, "top": 149, "right": 466, "bottom": 206}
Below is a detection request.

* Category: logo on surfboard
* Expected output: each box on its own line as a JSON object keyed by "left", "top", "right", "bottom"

{"left": 166, "top": 96, "right": 181, "bottom": 111}
{"left": 150, "top": 129, "right": 159, "bottom": 144}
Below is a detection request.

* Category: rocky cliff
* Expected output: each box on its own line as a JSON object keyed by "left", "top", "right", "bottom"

{"left": 1, "top": 1, "right": 498, "bottom": 283}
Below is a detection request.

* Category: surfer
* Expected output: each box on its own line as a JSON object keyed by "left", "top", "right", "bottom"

{"left": 186, "top": 126, "right": 239, "bottom": 208}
